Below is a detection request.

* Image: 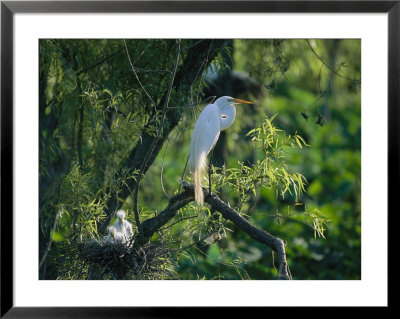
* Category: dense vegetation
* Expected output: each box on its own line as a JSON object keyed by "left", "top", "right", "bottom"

{"left": 39, "top": 39, "right": 361, "bottom": 280}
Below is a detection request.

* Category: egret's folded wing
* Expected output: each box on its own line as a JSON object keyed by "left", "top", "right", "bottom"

{"left": 189, "top": 104, "right": 220, "bottom": 172}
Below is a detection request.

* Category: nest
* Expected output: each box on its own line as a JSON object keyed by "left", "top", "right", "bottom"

{"left": 77, "top": 238, "right": 176, "bottom": 280}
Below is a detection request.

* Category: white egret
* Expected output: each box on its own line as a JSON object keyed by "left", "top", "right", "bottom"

{"left": 107, "top": 210, "right": 133, "bottom": 244}
{"left": 107, "top": 225, "right": 125, "bottom": 244}
{"left": 189, "top": 96, "right": 253, "bottom": 205}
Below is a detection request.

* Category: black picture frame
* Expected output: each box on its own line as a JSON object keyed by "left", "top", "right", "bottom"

{"left": 1, "top": 0, "right": 395, "bottom": 317}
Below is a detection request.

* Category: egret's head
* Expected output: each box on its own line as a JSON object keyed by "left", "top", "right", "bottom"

{"left": 215, "top": 96, "right": 253, "bottom": 108}
{"left": 116, "top": 210, "right": 126, "bottom": 222}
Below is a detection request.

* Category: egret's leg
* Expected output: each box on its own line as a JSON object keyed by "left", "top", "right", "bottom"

{"left": 208, "top": 150, "right": 213, "bottom": 196}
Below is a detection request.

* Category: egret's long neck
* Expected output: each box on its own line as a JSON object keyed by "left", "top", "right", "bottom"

{"left": 219, "top": 104, "right": 236, "bottom": 130}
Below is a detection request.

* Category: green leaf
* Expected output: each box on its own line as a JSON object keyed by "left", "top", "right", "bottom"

{"left": 103, "top": 88, "right": 113, "bottom": 97}
{"left": 294, "top": 135, "right": 303, "bottom": 149}
{"left": 51, "top": 230, "right": 64, "bottom": 242}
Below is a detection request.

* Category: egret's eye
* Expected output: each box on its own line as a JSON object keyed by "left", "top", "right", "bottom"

{"left": 221, "top": 115, "right": 227, "bottom": 119}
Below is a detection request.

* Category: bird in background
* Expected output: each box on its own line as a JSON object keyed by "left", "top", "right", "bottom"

{"left": 107, "top": 209, "right": 133, "bottom": 244}
{"left": 189, "top": 96, "right": 253, "bottom": 205}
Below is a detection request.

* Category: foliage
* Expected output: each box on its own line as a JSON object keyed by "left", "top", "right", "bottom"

{"left": 39, "top": 39, "right": 361, "bottom": 280}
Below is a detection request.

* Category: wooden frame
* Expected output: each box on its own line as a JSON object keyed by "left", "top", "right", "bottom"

{"left": 1, "top": 0, "right": 395, "bottom": 316}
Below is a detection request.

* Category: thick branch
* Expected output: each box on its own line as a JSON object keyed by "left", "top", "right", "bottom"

{"left": 141, "top": 191, "right": 194, "bottom": 242}
{"left": 203, "top": 190, "right": 290, "bottom": 280}
{"left": 139, "top": 183, "right": 291, "bottom": 280}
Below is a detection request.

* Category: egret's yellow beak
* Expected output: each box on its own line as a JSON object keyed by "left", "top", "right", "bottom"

{"left": 234, "top": 98, "right": 253, "bottom": 104}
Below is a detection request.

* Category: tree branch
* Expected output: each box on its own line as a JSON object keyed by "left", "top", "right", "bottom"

{"left": 139, "top": 183, "right": 291, "bottom": 280}
{"left": 204, "top": 190, "right": 291, "bottom": 280}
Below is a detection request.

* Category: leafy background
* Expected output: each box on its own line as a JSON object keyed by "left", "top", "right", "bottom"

{"left": 39, "top": 39, "right": 361, "bottom": 280}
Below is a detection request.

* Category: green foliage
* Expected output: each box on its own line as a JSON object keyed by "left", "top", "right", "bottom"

{"left": 210, "top": 115, "right": 308, "bottom": 212}
{"left": 231, "top": 39, "right": 361, "bottom": 279}
{"left": 39, "top": 38, "right": 361, "bottom": 280}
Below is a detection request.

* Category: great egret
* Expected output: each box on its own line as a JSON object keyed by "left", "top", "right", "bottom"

{"left": 189, "top": 96, "right": 253, "bottom": 205}
{"left": 107, "top": 210, "right": 133, "bottom": 244}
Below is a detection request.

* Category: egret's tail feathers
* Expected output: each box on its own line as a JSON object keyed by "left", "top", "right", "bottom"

{"left": 194, "top": 168, "right": 204, "bottom": 206}
{"left": 193, "top": 152, "right": 207, "bottom": 206}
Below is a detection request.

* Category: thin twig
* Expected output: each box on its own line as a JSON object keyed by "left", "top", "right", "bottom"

{"left": 265, "top": 212, "right": 321, "bottom": 233}
{"left": 158, "top": 215, "right": 199, "bottom": 232}
{"left": 133, "top": 41, "right": 152, "bottom": 64}
{"left": 271, "top": 250, "right": 277, "bottom": 274}
{"left": 77, "top": 47, "right": 124, "bottom": 76}
{"left": 160, "top": 137, "right": 170, "bottom": 199}
{"left": 273, "top": 41, "right": 288, "bottom": 80}
{"left": 178, "top": 154, "right": 190, "bottom": 194}
{"left": 124, "top": 39, "right": 157, "bottom": 110}
{"left": 167, "top": 96, "right": 216, "bottom": 109}
{"left": 180, "top": 39, "right": 205, "bottom": 52}
{"left": 189, "top": 40, "right": 214, "bottom": 109}
{"left": 196, "top": 40, "right": 214, "bottom": 106}
{"left": 287, "top": 263, "right": 293, "bottom": 280}
{"left": 173, "top": 219, "right": 228, "bottom": 254}
{"left": 128, "top": 67, "right": 172, "bottom": 74}
{"left": 305, "top": 39, "right": 359, "bottom": 82}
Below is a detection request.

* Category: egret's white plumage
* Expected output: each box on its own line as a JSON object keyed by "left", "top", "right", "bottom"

{"left": 107, "top": 210, "right": 133, "bottom": 244}
{"left": 107, "top": 225, "right": 125, "bottom": 243}
{"left": 189, "top": 96, "right": 252, "bottom": 205}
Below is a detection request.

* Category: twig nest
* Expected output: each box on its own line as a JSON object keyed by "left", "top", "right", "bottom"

{"left": 77, "top": 237, "right": 174, "bottom": 279}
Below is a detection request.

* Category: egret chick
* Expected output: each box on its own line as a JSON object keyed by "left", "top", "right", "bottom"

{"left": 107, "top": 225, "right": 125, "bottom": 244}
{"left": 112, "top": 210, "right": 133, "bottom": 244}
